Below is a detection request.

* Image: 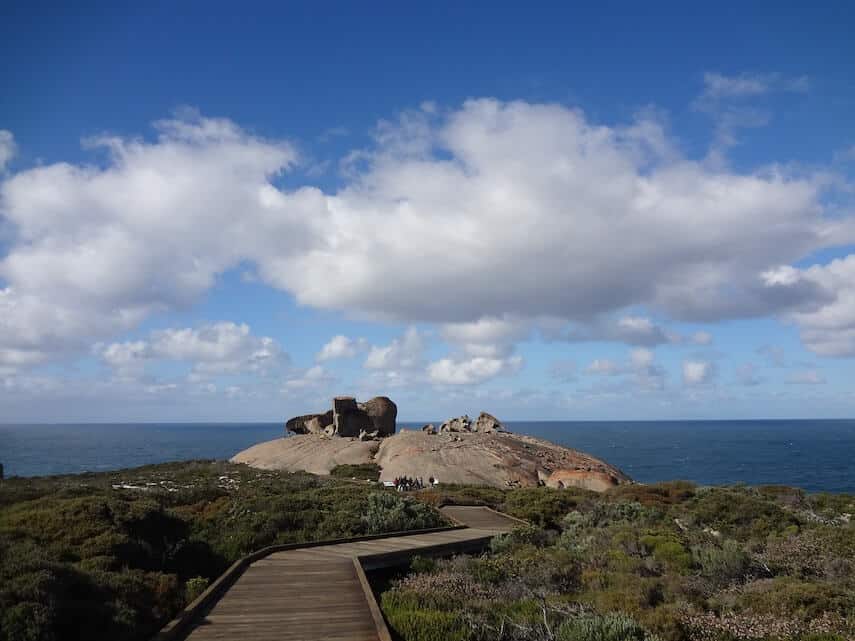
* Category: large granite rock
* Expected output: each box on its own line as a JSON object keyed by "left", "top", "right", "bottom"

{"left": 332, "top": 396, "right": 371, "bottom": 437}
{"left": 358, "top": 396, "right": 397, "bottom": 436}
{"left": 286, "top": 396, "right": 396, "bottom": 438}
{"left": 234, "top": 428, "right": 632, "bottom": 492}
{"left": 439, "top": 415, "right": 471, "bottom": 432}
{"left": 234, "top": 434, "right": 380, "bottom": 474}
{"left": 544, "top": 469, "right": 622, "bottom": 492}
{"left": 260, "top": 402, "right": 631, "bottom": 492}
{"left": 285, "top": 411, "right": 333, "bottom": 435}
{"left": 438, "top": 412, "right": 506, "bottom": 433}
{"left": 474, "top": 411, "right": 505, "bottom": 433}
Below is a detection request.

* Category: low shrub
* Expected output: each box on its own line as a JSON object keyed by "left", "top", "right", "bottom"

{"left": 184, "top": 576, "right": 209, "bottom": 603}
{"left": 502, "top": 487, "right": 592, "bottom": 528}
{"left": 691, "top": 538, "right": 749, "bottom": 584}
{"left": 362, "top": 491, "right": 445, "bottom": 534}
{"left": 418, "top": 485, "right": 506, "bottom": 509}
{"left": 383, "top": 607, "right": 469, "bottom": 641}
{"left": 723, "top": 577, "right": 855, "bottom": 621}
{"left": 329, "top": 463, "right": 381, "bottom": 481}
{"left": 556, "top": 612, "right": 661, "bottom": 641}
{"left": 762, "top": 527, "right": 855, "bottom": 582}
{"left": 490, "top": 525, "right": 554, "bottom": 554}
{"left": 682, "top": 487, "right": 801, "bottom": 540}
{"left": 409, "top": 555, "right": 437, "bottom": 574}
{"left": 605, "top": 482, "right": 696, "bottom": 508}
{"left": 639, "top": 535, "right": 692, "bottom": 573}
{"left": 380, "top": 590, "right": 469, "bottom": 641}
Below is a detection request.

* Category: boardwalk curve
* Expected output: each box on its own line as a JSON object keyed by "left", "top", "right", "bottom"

{"left": 159, "top": 506, "right": 524, "bottom": 641}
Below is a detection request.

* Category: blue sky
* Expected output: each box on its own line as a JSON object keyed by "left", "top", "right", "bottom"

{"left": 1, "top": 1, "right": 854, "bottom": 422}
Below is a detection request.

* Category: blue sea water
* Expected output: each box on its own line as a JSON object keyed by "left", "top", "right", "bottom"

{"left": 0, "top": 420, "right": 853, "bottom": 493}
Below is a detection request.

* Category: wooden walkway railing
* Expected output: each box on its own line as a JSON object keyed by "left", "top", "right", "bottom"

{"left": 155, "top": 506, "right": 524, "bottom": 641}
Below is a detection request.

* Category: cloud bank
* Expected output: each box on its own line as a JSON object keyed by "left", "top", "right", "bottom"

{"left": 1, "top": 99, "right": 853, "bottom": 379}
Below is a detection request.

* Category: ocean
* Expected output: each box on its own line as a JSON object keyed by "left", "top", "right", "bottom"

{"left": 0, "top": 419, "right": 853, "bottom": 493}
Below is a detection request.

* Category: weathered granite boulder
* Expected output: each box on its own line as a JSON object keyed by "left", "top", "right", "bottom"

{"left": 474, "top": 411, "right": 505, "bottom": 433}
{"left": 545, "top": 469, "right": 621, "bottom": 492}
{"left": 439, "top": 415, "right": 471, "bottom": 432}
{"left": 285, "top": 411, "right": 333, "bottom": 435}
{"left": 285, "top": 414, "right": 315, "bottom": 434}
{"left": 306, "top": 410, "right": 334, "bottom": 434}
{"left": 332, "top": 396, "right": 371, "bottom": 437}
{"left": 357, "top": 396, "right": 397, "bottom": 436}
{"left": 422, "top": 424, "right": 437, "bottom": 434}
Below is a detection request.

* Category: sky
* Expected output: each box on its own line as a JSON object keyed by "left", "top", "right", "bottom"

{"left": 1, "top": 1, "right": 854, "bottom": 422}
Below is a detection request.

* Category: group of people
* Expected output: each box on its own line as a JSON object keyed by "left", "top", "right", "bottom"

{"left": 393, "top": 475, "right": 438, "bottom": 491}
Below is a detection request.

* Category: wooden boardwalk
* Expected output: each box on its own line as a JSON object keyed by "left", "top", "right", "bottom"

{"left": 180, "top": 506, "right": 522, "bottom": 641}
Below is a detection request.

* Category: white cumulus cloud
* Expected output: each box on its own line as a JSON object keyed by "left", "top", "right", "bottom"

{"left": 99, "top": 322, "right": 285, "bottom": 378}
{"left": 1, "top": 100, "right": 853, "bottom": 374}
{"left": 0, "top": 112, "right": 305, "bottom": 367}
{"left": 682, "top": 360, "right": 716, "bottom": 385}
{"left": 787, "top": 256, "right": 855, "bottom": 356}
{"left": 316, "top": 335, "right": 366, "bottom": 361}
{"left": 364, "top": 327, "right": 426, "bottom": 371}
{"left": 427, "top": 354, "right": 523, "bottom": 385}
{"left": 283, "top": 364, "right": 334, "bottom": 391}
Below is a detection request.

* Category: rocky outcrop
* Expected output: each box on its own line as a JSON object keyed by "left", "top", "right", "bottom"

{"left": 439, "top": 415, "right": 471, "bottom": 432}
{"left": 438, "top": 411, "right": 507, "bottom": 434}
{"left": 544, "top": 469, "right": 622, "bottom": 492}
{"left": 358, "top": 396, "right": 397, "bottom": 436}
{"left": 234, "top": 434, "right": 380, "bottom": 475}
{"left": 259, "top": 400, "right": 630, "bottom": 492}
{"left": 374, "top": 430, "right": 628, "bottom": 489}
{"left": 236, "top": 425, "right": 631, "bottom": 492}
{"left": 331, "top": 396, "right": 371, "bottom": 437}
{"left": 473, "top": 411, "right": 505, "bottom": 433}
{"left": 285, "top": 396, "right": 397, "bottom": 438}
{"left": 285, "top": 411, "right": 333, "bottom": 435}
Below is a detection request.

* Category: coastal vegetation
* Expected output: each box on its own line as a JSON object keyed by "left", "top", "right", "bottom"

{"left": 2, "top": 462, "right": 853, "bottom": 641}
{"left": 382, "top": 483, "right": 855, "bottom": 641}
{"left": 330, "top": 462, "right": 382, "bottom": 481}
{"left": 0, "top": 461, "right": 445, "bottom": 641}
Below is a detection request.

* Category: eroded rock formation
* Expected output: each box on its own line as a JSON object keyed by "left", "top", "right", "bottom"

{"left": 285, "top": 411, "right": 333, "bottom": 435}
{"left": 234, "top": 428, "right": 631, "bottom": 492}
{"left": 285, "top": 396, "right": 397, "bottom": 438}
{"left": 435, "top": 411, "right": 506, "bottom": 434}
{"left": 439, "top": 415, "right": 471, "bottom": 432}
{"left": 358, "top": 396, "right": 397, "bottom": 436}
{"left": 474, "top": 411, "right": 505, "bottom": 433}
{"left": 249, "top": 398, "right": 631, "bottom": 491}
